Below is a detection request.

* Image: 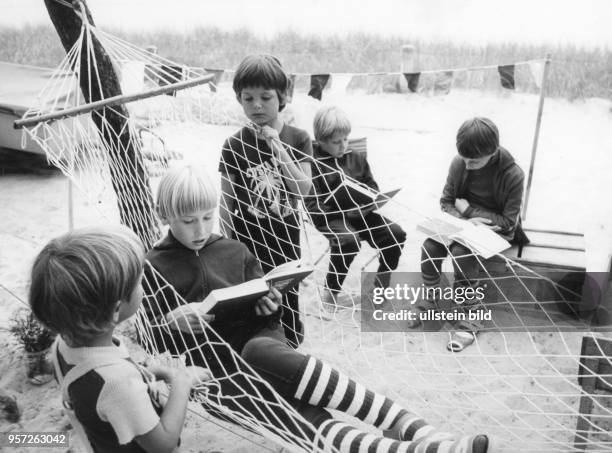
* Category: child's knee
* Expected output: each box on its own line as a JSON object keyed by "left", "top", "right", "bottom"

{"left": 450, "top": 242, "right": 472, "bottom": 258}
{"left": 331, "top": 232, "right": 361, "bottom": 252}
{"left": 421, "top": 238, "right": 443, "bottom": 258}
{"left": 389, "top": 224, "right": 406, "bottom": 246}
{"left": 241, "top": 337, "right": 277, "bottom": 367}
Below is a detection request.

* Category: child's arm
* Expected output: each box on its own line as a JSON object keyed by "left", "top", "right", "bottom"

{"left": 346, "top": 155, "right": 379, "bottom": 218}
{"left": 358, "top": 157, "right": 379, "bottom": 192}
{"left": 243, "top": 246, "right": 282, "bottom": 319}
{"left": 260, "top": 126, "right": 313, "bottom": 197}
{"left": 457, "top": 175, "right": 524, "bottom": 233}
{"left": 135, "top": 365, "right": 211, "bottom": 453}
{"left": 219, "top": 174, "right": 237, "bottom": 238}
{"left": 164, "top": 305, "right": 215, "bottom": 334}
{"left": 440, "top": 159, "right": 464, "bottom": 218}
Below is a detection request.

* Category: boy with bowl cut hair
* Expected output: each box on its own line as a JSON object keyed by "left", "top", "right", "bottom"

{"left": 220, "top": 54, "right": 313, "bottom": 348}
{"left": 232, "top": 54, "right": 290, "bottom": 112}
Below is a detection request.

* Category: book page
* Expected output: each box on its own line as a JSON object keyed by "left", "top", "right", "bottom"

{"left": 452, "top": 223, "right": 510, "bottom": 259}
{"left": 371, "top": 188, "right": 401, "bottom": 210}
{"left": 265, "top": 260, "right": 304, "bottom": 278}
{"left": 343, "top": 178, "right": 377, "bottom": 199}
{"left": 197, "top": 278, "right": 269, "bottom": 314}
{"left": 265, "top": 260, "right": 314, "bottom": 295}
{"left": 416, "top": 212, "right": 509, "bottom": 256}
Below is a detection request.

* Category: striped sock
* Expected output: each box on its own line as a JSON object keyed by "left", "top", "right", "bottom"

{"left": 294, "top": 358, "right": 490, "bottom": 452}
{"left": 316, "top": 420, "right": 489, "bottom": 453}
{"left": 294, "top": 357, "right": 429, "bottom": 436}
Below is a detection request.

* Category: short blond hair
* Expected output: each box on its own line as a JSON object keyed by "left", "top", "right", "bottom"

{"left": 313, "top": 105, "right": 352, "bottom": 142}
{"left": 156, "top": 165, "right": 218, "bottom": 220}
{"left": 29, "top": 225, "right": 144, "bottom": 345}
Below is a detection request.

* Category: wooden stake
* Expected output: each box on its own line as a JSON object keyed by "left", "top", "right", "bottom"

{"left": 522, "top": 54, "right": 552, "bottom": 220}
{"left": 44, "top": 0, "right": 158, "bottom": 248}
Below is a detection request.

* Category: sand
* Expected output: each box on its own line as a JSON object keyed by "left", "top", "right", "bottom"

{"left": 1, "top": 87, "right": 612, "bottom": 452}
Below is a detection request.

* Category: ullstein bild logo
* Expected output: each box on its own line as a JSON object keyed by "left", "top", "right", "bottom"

{"left": 360, "top": 272, "right": 612, "bottom": 333}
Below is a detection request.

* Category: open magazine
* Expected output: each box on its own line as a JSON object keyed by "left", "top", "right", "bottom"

{"left": 323, "top": 178, "right": 400, "bottom": 212}
{"left": 417, "top": 212, "right": 511, "bottom": 259}
{"left": 192, "top": 260, "right": 314, "bottom": 316}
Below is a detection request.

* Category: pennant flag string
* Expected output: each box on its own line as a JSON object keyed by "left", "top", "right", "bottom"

{"left": 308, "top": 74, "right": 331, "bottom": 100}
{"left": 498, "top": 65, "right": 516, "bottom": 90}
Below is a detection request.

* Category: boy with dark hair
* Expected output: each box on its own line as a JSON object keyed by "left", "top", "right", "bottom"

{"left": 307, "top": 105, "right": 406, "bottom": 311}
{"left": 219, "top": 54, "right": 312, "bottom": 348}
{"left": 418, "top": 117, "right": 528, "bottom": 352}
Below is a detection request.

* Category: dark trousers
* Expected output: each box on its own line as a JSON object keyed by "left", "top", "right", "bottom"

{"left": 232, "top": 211, "right": 304, "bottom": 348}
{"left": 420, "top": 238, "right": 481, "bottom": 287}
{"left": 420, "top": 238, "right": 485, "bottom": 330}
{"left": 316, "top": 212, "right": 406, "bottom": 293}
{"left": 188, "top": 325, "right": 330, "bottom": 444}
{"left": 241, "top": 325, "right": 332, "bottom": 429}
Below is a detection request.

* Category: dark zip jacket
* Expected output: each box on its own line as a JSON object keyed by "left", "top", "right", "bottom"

{"left": 306, "top": 142, "right": 378, "bottom": 225}
{"left": 142, "top": 232, "right": 276, "bottom": 362}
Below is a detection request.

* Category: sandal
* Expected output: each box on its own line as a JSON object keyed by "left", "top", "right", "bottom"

{"left": 406, "top": 313, "right": 422, "bottom": 329}
{"left": 447, "top": 331, "right": 476, "bottom": 352}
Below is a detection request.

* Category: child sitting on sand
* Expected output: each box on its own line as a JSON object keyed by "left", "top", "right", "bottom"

{"left": 30, "top": 225, "right": 210, "bottom": 453}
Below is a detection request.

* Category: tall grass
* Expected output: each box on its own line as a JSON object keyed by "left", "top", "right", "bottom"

{"left": 1, "top": 24, "right": 610, "bottom": 100}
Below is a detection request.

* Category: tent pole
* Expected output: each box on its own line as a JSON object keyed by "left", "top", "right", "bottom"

{"left": 522, "top": 54, "right": 552, "bottom": 221}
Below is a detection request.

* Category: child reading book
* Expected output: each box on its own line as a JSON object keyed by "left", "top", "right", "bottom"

{"left": 218, "top": 54, "right": 312, "bottom": 348}
{"left": 143, "top": 165, "right": 493, "bottom": 453}
{"left": 195, "top": 260, "right": 313, "bottom": 318}
{"left": 29, "top": 225, "right": 210, "bottom": 453}
{"left": 417, "top": 117, "right": 529, "bottom": 352}
{"left": 417, "top": 212, "right": 511, "bottom": 260}
{"left": 306, "top": 105, "right": 406, "bottom": 311}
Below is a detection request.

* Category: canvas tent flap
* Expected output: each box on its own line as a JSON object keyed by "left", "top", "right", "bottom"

{"left": 0, "top": 61, "right": 81, "bottom": 155}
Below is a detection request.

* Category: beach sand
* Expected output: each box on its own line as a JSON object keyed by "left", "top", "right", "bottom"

{"left": 1, "top": 89, "right": 612, "bottom": 452}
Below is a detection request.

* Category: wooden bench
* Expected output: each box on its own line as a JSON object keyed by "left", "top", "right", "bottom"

{"left": 575, "top": 336, "right": 612, "bottom": 450}
{"left": 481, "top": 228, "right": 612, "bottom": 325}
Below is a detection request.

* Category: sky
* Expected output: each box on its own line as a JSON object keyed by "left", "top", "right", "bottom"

{"left": 2, "top": 0, "right": 612, "bottom": 48}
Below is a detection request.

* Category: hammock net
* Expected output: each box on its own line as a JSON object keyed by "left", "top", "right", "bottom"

{"left": 17, "top": 16, "right": 612, "bottom": 453}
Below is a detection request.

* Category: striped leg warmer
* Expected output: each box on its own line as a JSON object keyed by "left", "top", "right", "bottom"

{"left": 296, "top": 357, "right": 490, "bottom": 453}
{"left": 316, "top": 419, "right": 489, "bottom": 453}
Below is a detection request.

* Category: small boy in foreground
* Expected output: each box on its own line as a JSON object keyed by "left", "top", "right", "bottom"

{"left": 30, "top": 226, "right": 209, "bottom": 453}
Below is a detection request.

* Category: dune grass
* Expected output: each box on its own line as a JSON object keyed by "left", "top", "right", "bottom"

{"left": 1, "top": 24, "right": 610, "bottom": 100}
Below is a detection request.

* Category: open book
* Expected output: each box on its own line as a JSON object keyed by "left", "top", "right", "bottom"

{"left": 417, "top": 212, "right": 510, "bottom": 259}
{"left": 323, "top": 179, "right": 400, "bottom": 212}
{"left": 193, "top": 260, "right": 314, "bottom": 317}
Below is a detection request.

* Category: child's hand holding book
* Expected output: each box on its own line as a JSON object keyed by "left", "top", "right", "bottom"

{"left": 164, "top": 304, "right": 215, "bottom": 334}
{"left": 467, "top": 217, "right": 502, "bottom": 232}
{"left": 254, "top": 286, "right": 282, "bottom": 316}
